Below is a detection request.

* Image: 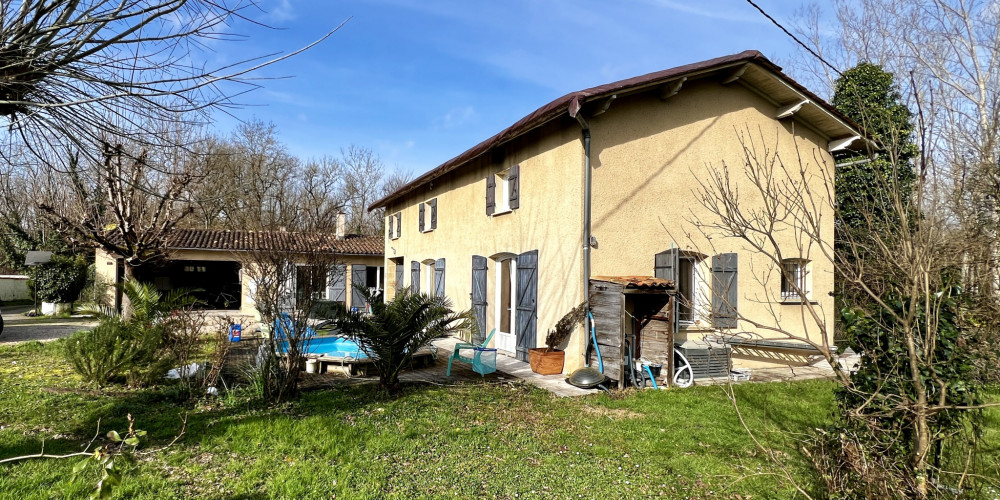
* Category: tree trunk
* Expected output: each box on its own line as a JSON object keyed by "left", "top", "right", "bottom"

{"left": 912, "top": 410, "right": 931, "bottom": 498}
{"left": 121, "top": 263, "right": 135, "bottom": 320}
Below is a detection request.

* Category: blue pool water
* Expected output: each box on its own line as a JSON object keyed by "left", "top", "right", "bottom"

{"left": 279, "top": 336, "right": 367, "bottom": 359}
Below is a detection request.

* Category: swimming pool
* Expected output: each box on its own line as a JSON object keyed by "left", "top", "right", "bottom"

{"left": 279, "top": 336, "right": 368, "bottom": 359}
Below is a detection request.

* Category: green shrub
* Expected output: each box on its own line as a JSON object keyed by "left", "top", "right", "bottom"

{"left": 65, "top": 318, "right": 164, "bottom": 387}
{"left": 28, "top": 255, "right": 88, "bottom": 303}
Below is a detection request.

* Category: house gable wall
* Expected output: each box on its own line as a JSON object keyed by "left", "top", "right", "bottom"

{"left": 589, "top": 77, "right": 835, "bottom": 363}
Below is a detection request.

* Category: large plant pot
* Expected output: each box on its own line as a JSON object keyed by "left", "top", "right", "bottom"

{"left": 528, "top": 348, "right": 565, "bottom": 375}
{"left": 41, "top": 302, "right": 72, "bottom": 315}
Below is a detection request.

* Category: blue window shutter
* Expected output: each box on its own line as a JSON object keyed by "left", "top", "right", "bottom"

{"left": 328, "top": 265, "right": 346, "bottom": 302}
{"left": 411, "top": 261, "right": 420, "bottom": 294}
{"left": 509, "top": 164, "right": 520, "bottom": 209}
{"left": 418, "top": 203, "right": 425, "bottom": 232}
{"left": 430, "top": 199, "right": 437, "bottom": 230}
{"left": 515, "top": 250, "right": 538, "bottom": 363}
{"left": 486, "top": 174, "right": 496, "bottom": 215}
{"left": 654, "top": 248, "right": 678, "bottom": 281}
{"left": 711, "top": 253, "right": 738, "bottom": 329}
{"left": 351, "top": 265, "right": 367, "bottom": 309}
{"left": 434, "top": 258, "right": 446, "bottom": 297}
{"left": 395, "top": 261, "right": 404, "bottom": 292}
{"left": 471, "top": 256, "right": 488, "bottom": 342}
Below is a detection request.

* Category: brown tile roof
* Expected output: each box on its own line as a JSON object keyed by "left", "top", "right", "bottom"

{"left": 591, "top": 276, "right": 675, "bottom": 290}
{"left": 165, "top": 229, "right": 383, "bottom": 256}
{"left": 370, "top": 50, "right": 864, "bottom": 210}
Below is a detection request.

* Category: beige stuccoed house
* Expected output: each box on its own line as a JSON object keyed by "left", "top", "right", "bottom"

{"left": 371, "top": 50, "right": 864, "bottom": 378}
{"left": 94, "top": 228, "right": 384, "bottom": 327}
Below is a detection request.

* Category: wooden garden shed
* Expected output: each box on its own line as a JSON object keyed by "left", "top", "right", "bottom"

{"left": 588, "top": 276, "right": 677, "bottom": 388}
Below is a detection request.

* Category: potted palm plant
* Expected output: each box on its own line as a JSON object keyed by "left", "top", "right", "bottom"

{"left": 529, "top": 302, "right": 586, "bottom": 375}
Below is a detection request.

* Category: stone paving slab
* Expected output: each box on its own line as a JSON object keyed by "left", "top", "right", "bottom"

{"left": 432, "top": 337, "right": 598, "bottom": 398}
{"left": 275, "top": 336, "right": 857, "bottom": 396}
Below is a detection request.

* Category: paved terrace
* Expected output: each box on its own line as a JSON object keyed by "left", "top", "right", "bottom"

{"left": 295, "top": 335, "right": 853, "bottom": 397}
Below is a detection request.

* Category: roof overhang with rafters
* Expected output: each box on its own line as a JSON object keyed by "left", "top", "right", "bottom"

{"left": 371, "top": 50, "right": 865, "bottom": 211}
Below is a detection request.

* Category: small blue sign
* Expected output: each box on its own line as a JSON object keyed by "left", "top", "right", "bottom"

{"left": 229, "top": 323, "right": 242, "bottom": 342}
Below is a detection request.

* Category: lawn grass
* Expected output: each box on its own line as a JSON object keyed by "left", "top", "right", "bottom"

{"left": 0, "top": 340, "right": 996, "bottom": 499}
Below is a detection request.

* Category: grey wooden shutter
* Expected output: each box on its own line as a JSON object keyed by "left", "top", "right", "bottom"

{"left": 509, "top": 164, "right": 520, "bottom": 209}
{"left": 410, "top": 261, "right": 420, "bottom": 294}
{"left": 515, "top": 250, "right": 538, "bottom": 362}
{"left": 430, "top": 199, "right": 437, "bottom": 230}
{"left": 434, "top": 258, "right": 445, "bottom": 297}
{"left": 280, "top": 261, "right": 296, "bottom": 312}
{"left": 328, "top": 265, "right": 346, "bottom": 302}
{"left": 486, "top": 174, "right": 496, "bottom": 215}
{"left": 418, "top": 203, "right": 425, "bottom": 232}
{"left": 471, "top": 256, "right": 488, "bottom": 342}
{"left": 395, "top": 261, "right": 404, "bottom": 292}
{"left": 711, "top": 253, "right": 738, "bottom": 329}
{"left": 387, "top": 213, "right": 394, "bottom": 238}
{"left": 352, "top": 265, "right": 367, "bottom": 309}
{"left": 654, "top": 248, "right": 679, "bottom": 281}
{"left": 395, "top": 213, "right": 401, "bottom": 238}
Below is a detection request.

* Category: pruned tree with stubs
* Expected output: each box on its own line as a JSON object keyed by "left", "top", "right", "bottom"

{"left": 38, "top": 142, "right": 193, "bottom": 282}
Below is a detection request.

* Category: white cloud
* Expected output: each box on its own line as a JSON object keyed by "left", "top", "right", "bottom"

{"left": 265, "top": 0, "right": 296, "bottom": 22}
{"left": 645, "top": 0, "right": 768, "bottom": 24}
{"left": 440, "top": 106, "right": 476, "bottom": 128}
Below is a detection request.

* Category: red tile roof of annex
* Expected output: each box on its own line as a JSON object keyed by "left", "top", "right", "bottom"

{"left": 165, "top": 229, "right": 383, "bottom": 256}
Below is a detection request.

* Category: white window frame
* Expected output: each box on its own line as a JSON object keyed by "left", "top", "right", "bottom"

{"left": 421, "top": 259, "right": 436, "bottom": 296}
{"left": 492, "top": 254, "right": 517, "bottom": 353}
{"left": 493, "top": 170, "right": 512, "bottom": 215}
{"left": 419, "top": 198, "right": 437, "bottom": 233}
{"left": 781, "top": 259, "right": 810, "bottom": 301}
{"left": 389, "top": 211, "right": 401, "bottom": 239}
{"left": 677, "top": 254, "right": 702, "bottom": 325}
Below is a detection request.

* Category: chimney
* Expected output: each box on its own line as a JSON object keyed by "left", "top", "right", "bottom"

{"left": 335, "top": 212, "right": 346, "bottom": 239}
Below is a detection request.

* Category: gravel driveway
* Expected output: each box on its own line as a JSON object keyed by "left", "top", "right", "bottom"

{"left": 0, "top": 305, "right": 97, "bottom": 346}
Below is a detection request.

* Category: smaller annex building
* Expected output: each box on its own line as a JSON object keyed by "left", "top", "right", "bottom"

{"left": 94, "top": 228, "right": 384, "bottom": 324}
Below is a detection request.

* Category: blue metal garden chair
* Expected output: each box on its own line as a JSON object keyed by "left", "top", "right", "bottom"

{"left": 446, "top": 328, "right": 496, "bottom": 377}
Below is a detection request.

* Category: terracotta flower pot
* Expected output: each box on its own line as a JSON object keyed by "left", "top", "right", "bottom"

{"left": 528, "top": 348, "right": 565, "bottom": 375}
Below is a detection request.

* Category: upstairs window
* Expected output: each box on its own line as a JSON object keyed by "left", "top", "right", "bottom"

{"left": 781, "top": 259, "right": 810, "bottom": 300}
{"left": 486, "top": 164, "right": 519, "bottom": 216}
{"left": 388, "top": 212, "right": 401, "bottom": 239}
{"left": 418, "top": 199, "right": 437, "bottom": 232}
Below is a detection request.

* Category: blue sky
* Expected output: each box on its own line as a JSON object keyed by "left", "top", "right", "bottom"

{"left": 210, "top": 0, "right": 829, "bottom": 176}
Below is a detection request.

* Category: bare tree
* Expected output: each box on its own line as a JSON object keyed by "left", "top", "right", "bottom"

{"left": 687, "top": 125, "right": 998, "bottom": 497}
{"left": 794, "top": 0, "right": 1000, "bottom": 303}
{"left": 37, "top": 141, "right": 193, "bottom": 281}
{"left": 236, "top": 226, "right": 342, "bottom": 402}
{"left": 341, "top": 145, "right": 385, "bottom": 236}
{"left": 294, "top": 156, "right": 346, "bottom": 230}
{"left": 0, "top": 1, "right": 343, "bottom": 163}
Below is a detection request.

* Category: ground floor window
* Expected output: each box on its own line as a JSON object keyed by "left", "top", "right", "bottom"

{"left": 296, "top": 265, "right": 328, "bottom": 308}
{"left": 677, "top": 254, "right": 700, "bottom": 323}
{"left": 781, "top": 259, "right": 809, "bottom": 300}
{"left": 134, "top": 260, "right": 241, "bottom": 310}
